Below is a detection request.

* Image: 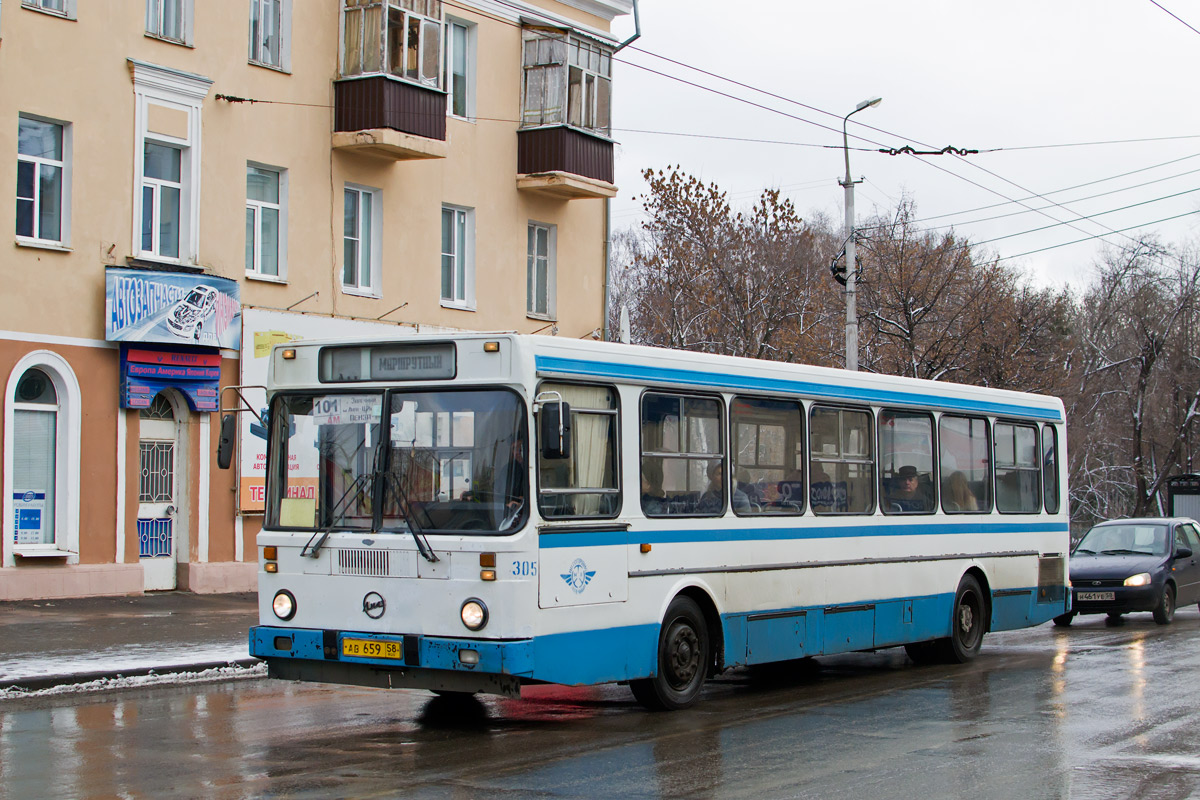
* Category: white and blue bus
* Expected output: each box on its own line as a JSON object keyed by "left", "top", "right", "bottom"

{"left": 237, "top": 333, "right": 1069, "bottom": 710}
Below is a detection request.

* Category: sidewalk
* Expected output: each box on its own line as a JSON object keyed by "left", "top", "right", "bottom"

{"left": 0, "top": 591, "right": 261, "bottom": 692}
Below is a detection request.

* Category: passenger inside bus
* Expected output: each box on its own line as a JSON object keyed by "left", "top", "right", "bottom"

{"left": 641, "top": 459, "right": 668, "bottom": 515}
{"left": 885, "top": 465, "right": 929, "bottom": 512}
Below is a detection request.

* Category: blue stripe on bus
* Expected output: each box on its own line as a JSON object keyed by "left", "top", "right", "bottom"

{"left": 534, "top": 355, "right": 1064, "bottom": 422}
{"left": 538, "top": 521, "right": 1069, "bottom": 549}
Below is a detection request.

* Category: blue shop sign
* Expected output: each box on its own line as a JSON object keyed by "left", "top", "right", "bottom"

{"left": 120, "top": 345, "right": 222, "bottom": 412}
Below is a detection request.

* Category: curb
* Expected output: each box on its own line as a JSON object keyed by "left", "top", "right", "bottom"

{"left": 0, "top": 658, "right": 263, "bottom": 693}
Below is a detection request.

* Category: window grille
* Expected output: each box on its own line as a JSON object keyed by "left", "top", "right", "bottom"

{"left": 139, "top": 441, "right": 175, "bottom": 503}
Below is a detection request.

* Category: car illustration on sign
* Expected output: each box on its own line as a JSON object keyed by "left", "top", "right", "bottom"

{"left": 166, "top": 285, "right": 219, "bottom": 340}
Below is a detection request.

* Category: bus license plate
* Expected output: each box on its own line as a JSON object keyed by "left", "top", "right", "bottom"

{"left": 1076, "top": 591, "right": 1115, "bottom": 602}
{"left": 342, "top": 638, "right": 403, "bottom": 660}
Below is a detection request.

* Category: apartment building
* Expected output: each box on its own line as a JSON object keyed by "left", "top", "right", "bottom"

{"left": 0, "top": 0, "right": 632, "bottom": 599}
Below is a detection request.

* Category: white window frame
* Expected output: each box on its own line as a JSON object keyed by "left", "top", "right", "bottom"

{"left": 16, "top": 114, "right": 71, "bottom": 248}
{"left": 3, "top": 351, "right": 82, "bottom": 566}
{"left": 129, "top": 59, "right": 212, "bottom": 266}
{"left": 141, "top": 139, "right": 184, "bottom": 260}
{"left": 527, "top": 221, "right": 557, "bottom": 320}
{"left": 145, "top": 0, "right": 193, "bottom": 45}
{"left": 248, "top": 0, "right": 292, "bottom": 72}
{"left": 445, "top": 17, "right": 475, "bottom": 120}
{"left": 246, "top": 162, "right": 288, "bottom": 282}
{"left": 21, "top": 0, "right": 76, "bottom": 19}
{"left": 440, "top": 204, "right": 474, "bottom": 310}
{"left": 343, "top": 183, "right": 382, "bottom": 297}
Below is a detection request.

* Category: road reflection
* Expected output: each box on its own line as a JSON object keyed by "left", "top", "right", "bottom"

{"left": 2, "top": 616, "right": 1200, "bottom": 798}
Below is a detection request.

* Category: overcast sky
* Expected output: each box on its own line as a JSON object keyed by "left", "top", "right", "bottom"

{"left": 605, "top": 0, "right": 1200, "bottom": 289}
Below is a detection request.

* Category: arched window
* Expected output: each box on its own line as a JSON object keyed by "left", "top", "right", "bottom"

{"left": 12, "top": 368, "right": 59, "bottom": 545}
{"left": 4, "top": 352, "right": 81, "bottom": 564}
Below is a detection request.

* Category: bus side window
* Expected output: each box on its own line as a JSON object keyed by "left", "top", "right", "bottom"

{"left": 641, "top": 393, "right": 724, "bottom": 516}
{"left": 731, "top": 395, "right": 804, "bottom": 516}
{"left": 1042, "top": 425, "right": 1060, "bottom": 514}
{"left": 879, "top": 409, "right": 935, "bottom": 515}
{"left": 995, "top": 421, "right": 1040, "bottom": 514}
{"left": 535, "top": 382, "right": 619, "bottom": 519}
{"left": 809, "top": 405, "right": 874, "bottom": 515}
{"left": 939, "top": 414, "right": 991, "bottom": 513}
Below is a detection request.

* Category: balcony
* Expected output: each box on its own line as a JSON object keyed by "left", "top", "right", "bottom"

{"left": 332, "top": 76, "right": 448, "bottom": 161}
{"left": 517, "top": 126, "right": 617, "bottom": 200}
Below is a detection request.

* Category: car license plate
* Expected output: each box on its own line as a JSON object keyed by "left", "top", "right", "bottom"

{"left": 1076, "top": 591, "right": 1116, "bottom": 602}
{"left": 342, "top": 638, "right": 403, "bottom": 660}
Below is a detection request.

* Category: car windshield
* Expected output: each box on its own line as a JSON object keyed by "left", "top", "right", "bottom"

{"left": 184, "top": 289, "right": 206, "bottom": 305}
{"left": 1075, "top": 523, "right": 1169, "bottom": 556}
{"left": 266, "top": 389, "right": 527, "bottom": 534}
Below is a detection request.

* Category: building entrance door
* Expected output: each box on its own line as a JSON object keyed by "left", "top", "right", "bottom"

{"left": 138, "top": 395, "right": 179, "bottom": 591}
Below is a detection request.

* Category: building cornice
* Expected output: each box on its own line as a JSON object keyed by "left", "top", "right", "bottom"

{"left": 126, "top": 58, "right": 214, "bottom": 100}
{"left": 456, "top": 0, "right": 629, "bottom": 40}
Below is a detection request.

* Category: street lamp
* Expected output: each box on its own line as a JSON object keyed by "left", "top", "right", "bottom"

{"left": 840, "top": 96, "right": 881, "bottom": 372}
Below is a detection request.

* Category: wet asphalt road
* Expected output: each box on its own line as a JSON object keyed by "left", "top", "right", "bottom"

{"left": 4, "top": 610, "right": 1200, "bottom": 799}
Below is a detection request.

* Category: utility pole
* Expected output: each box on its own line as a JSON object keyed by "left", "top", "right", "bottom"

{"left": 839, "top": 96, "right": 881, "bottom": 372}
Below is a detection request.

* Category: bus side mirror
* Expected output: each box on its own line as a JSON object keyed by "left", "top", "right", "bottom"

{"left": 216, "top": 414, "right": 237, "bottom": 470}
{"left": 539, "top": 401, "right": 571, "bottom": 460}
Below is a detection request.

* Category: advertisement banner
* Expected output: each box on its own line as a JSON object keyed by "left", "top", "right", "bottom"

{"left": 237, "top": 309, "right": 442, "bottom": 513}
{"left": 106, "top": 268, "right": 242, "bottom": 350}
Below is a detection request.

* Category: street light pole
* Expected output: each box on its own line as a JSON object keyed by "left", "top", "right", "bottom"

{"left": 839, "top": 96, "right": 881, "bottom": 372}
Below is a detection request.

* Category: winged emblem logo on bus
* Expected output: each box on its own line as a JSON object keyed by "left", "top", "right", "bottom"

{"left": 561, "top": 558, "right": 596, "bottom": 594}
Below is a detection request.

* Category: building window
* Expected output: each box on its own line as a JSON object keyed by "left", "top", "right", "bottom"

{"left": 446, "top": 19, "right": 474, "bottom": 118}
{"left": 246, "top": 164, "right": 286, "bottom": 279}
{"left": 521, "top": 29, "right": 612, "bottom": 137}
{"left": 249, "top": 0, "right": 291, "bottom": 70}
{"left": 16, "top": 115, "right": 67, "bottom": 244}
{"left": 341, "top": 0, "right": 443, "bottom": 87}
{"left": 441, "top": 205, "right": 473, "bottom": 308}
{"left": 22, "top": 0, "right": 76, "bottom": 19}
{"left": 4, "top": 352, "right": 81, "bottom": 564}
{"left": 129, "top": 60, "right": 212, "bottom": 265}
{"left": 141, "top": 141, "right": 182, "bottom": 260}
{"left": 527, "top": 222, "right": 555, "bottom": 318}
{"left": 146, "top": 0, "right": 191, "bottom": 44}
{"left": 343, "top": 185, "right": 380, "bottom": 294}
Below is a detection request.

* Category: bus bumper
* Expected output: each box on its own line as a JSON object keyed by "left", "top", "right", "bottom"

{"left": 250, "top": 626, "right": 532, "bottom": 698}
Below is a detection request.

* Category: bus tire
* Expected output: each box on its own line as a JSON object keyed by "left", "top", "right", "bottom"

{"left": 630, "top": 595, "right": 709, "bottom": 711}
{"left": 940, "top": 573, "right": 986, "bottom": 663}
{"left": 903, "top": 641, "right": 940, "bottom": 664}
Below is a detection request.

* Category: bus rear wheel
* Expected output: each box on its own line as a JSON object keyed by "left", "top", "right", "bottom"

{"left": 630, "top": 595, "right": 709, "bottom": 711}
{"left": 941, "top": 574, "right": 986, "bottom": 662}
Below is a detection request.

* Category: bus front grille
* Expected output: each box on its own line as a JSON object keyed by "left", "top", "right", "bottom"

{"left": 336, "top": 549, "right": 391, "bottom": 577}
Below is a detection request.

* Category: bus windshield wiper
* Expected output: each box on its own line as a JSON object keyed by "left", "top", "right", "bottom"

{"left": 386, "top": 473, "right": 439, "bottom": 563}
{"left": 301, "top": 472, "right": 374, "bottom": 558}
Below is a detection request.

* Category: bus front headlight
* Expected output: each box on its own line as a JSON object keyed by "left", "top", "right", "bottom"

{"left": 273, "top": 590, "right": 297, "bottom": 620}
{"left": 1124, "top": 573, "right": 1152, "bottom": 587}
{"left": 461, "top": 598, "right": 488, "bottom": 631}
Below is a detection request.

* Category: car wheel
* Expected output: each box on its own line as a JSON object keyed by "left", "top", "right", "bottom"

{"left": 1052, "top": 612, "right": 1076, "bottom": 627}
{"left": 630, "top": 595, "right": 710, "bottom": 711}
{"left": 1153, "top": 584, "right": 1176, "bottom": 625}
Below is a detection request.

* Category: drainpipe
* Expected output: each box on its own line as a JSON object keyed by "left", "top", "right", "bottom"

{"left": 604, "top": 0, "right": 640, "bottom": 340}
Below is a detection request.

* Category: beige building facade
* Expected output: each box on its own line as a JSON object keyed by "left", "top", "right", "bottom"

{"left": 0, "top": 0, "right": 631, "bottom": 600}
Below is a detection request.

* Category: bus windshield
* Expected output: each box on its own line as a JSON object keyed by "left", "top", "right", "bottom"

{"left": 266, "top": 389, "right": 527, "bottom": 534}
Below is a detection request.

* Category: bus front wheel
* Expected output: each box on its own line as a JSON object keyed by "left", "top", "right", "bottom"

{"left": 630, "top": 595, "right": 709, "bottom": 711}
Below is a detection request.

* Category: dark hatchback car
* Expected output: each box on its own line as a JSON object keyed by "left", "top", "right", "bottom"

{"left": 1055, "top": 517, "right": 1200, "bottom": 626}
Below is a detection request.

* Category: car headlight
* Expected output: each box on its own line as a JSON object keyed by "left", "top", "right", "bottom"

{"left": 272, "top": 590, "right": 297, "bottom": 620}
{"left": 1124, "top": 573, "right": 1152, "bottom": 587}
{"left": 461, "top": 598, "right": 488, "bottom": 631}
